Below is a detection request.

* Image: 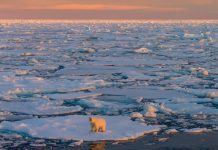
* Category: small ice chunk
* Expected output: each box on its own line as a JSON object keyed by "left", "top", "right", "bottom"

{"left": 80, "top": 48, "right": 96, "bottom": 53}
{"left": 130, "top": 112, "right": 143, "bottom": 119}
{"left": 0, "top": 140, "right": 13, "bottom": 146}
{"left": 144, "top": 104, "right": 157, "bottom": 118}
{"left": 21, "top": 53, "right": 34, "bottom": 56}
{"left": 158, "top": 137, "right": 169, "bottom": 142}
{"left": 134, "top": 48, "right": 151, "bottom": 54}
{"left": 146, "top": 105, "right": 157, "bottom": 113}
{"left": 213, "top": 127, "right": 218, "bottom": 131}
{"left": 30, "top": 58, "right": 39, "bottom": 63}
{"left": 7, "top": 88, "right": 26, "bottom": 95}
{"left": 191, "top": 67, "right": 209, "bottom": 76}
{"left": 193, "top": 114, "right": 207, "bottom": 119}
{"left": 0, "top": 111, "right": 12, "bottom": 120}
{"left": 0, "top": 111, "right": 12, "bottom": 116}
{"left": 136, "top": 97, "right": 144, "bottom": 103}
{"left": 15, "top": 70, "right": 29, "bottom": 75}
{"left": 1, "top": 134, "right": 22, "bottom": 139}
{"left": 207, "top": 92, "right": 218, "bottom": 98}
{"left": 30, "top": 143, "right": 46, "bottom": 147}
{"left": 184, "top": 128, "right": 211, "bottom": 134}
{"left": 0, "top": 45, "right": 8, "bottom": 49}
{"left": 202, "top": 70, "right": 209, "bottom": 76}
{"left": 145, "top": 112, "right": 156, "bottom": 118}
{"left": 112, "top": 142, "right": 119, "bottom": 145}
{"left": 184, "top": 33, "right": 198, "bottom": 38}
{"left": 160, "top": 104, "right": 175, "bottom": 114}
{"left": 69, "top": 140, "right": 84, "bottom": 147}
{"left": 166, "top": 129, "right": 178, "bottom": 134}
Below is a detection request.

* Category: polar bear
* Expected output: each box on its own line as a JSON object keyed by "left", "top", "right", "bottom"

{"left": 89, "top": 117, "right": 106, "bottom": 133}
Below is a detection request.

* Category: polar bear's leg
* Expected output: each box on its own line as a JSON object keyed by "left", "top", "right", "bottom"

{"left": 98, "top": 126, "right": 103, "bottom": 132}
{"left": 91, "top": 123, "right": 97, "bottom": 132}
{"left": 98, "top": 126, "right": 106, "bottom": 132}
{"left": 95, "top": 124, "right": 99, "bottom": 133}
{"left": 102, "top": 125, "right": 106, "bottom": 132}
{"left": 91, "top": 123, "right": 94, "bottom": 132}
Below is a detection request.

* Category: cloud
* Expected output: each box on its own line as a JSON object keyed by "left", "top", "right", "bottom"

{"left": 52, "top": 3, "right": 148, "bottom": 10}
{"left": 0, "top": 1, "right": 182, "bottom": 11}
{"left": 52, "top": 3, "right": 147, "bottom": 10}
{"left": 188, "top": 0, "right": 214, "bottom": 5}
{"left": 54, "top": 4, "right": 179, "bottom": 12}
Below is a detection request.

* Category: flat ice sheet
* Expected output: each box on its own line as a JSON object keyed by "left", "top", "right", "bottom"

{"left": 0, "top": 115, "right": 161, "bottom": 141}
{"left": 0, "top": 100, "right": 82, "bottom": 115}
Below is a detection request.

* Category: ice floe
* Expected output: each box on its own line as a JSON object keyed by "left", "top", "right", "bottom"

{"left": 159, "top": 104, "right": 175, "bottom": 114}
{"left": 164, "top": 102, "right": 218, "bottom": 115}
{"left": 0, "top": 115, "right": 162, "bottom": 141}
{"left": 144, "top": 104, "right": 158, "bottom": 118}
{"left": 80, "top": 48, "right": 96, "bottom": 53}
{"left": 207, "top": 92, "right": 218, "bottom": 99}
{"left": 166, "top": 129, "right": 178, "bottom": 134}
{"left": 191, "top": 67, "right": 209, "bottom": 76}
{"left": 0, "top": 21, "right": 218, "bottom": 145}
{"left": 0, "top": 99, "right": 82, "bottom": 116}
{"left": 21, "top": 53, "right": 35, "bottom": 57}
{"left": 69, "top": 140, "right": 84, "bottom": 147}
{"left": 130, "top": 112, "right": 143, "bottom": 119}
{"left": 15, "top": 70, "right": 29, "bottom": 75}
{"left": 175, "top": 87, "right": 218, "bottom": 99}
{"left": 0, "top": 111, "right": 13, "bottom": 121}
{"left": 134, "top": 48, "right": 151, "bottom": 54}
{"left": 184, "top": 33, "right": 200, "bottom": 38}
{"left": 184, "top": 128, "right": 212, "bottom": 134}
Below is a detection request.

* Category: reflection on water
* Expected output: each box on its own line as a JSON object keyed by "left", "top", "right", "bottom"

{"left": 89, "top": 142, "right": 106, "bottom": 150}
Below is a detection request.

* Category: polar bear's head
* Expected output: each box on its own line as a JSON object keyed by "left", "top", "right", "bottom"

{"left": 89, "top": 117, "right": 95, "bottom": 123}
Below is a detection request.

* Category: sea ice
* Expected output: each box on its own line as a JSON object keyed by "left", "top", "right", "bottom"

{"left": 184, "top": 33, "right": 200, "bottom": 38}
{"left": 207, "top": 92, "right": 218, "bottom": 98}
{"left": 0, "top": 115, "right": 161, "bottom": 141}
{"left": 159, "top": 104, "right": 175, "bottom": 114}
{"left": 0, "top": 21, "right": 218, "bottom": 144}
{"left": 144, "top": 104, "right": 158, "bottom": 118}
{"left": 130, "top": 112, "right": 143, "bottom": 119}
{"left": 69, "top": 140, "right": 84, "bottom": 147}
{"left": 21, "top": 53, "right": 35, "bottom": 56}
{"left": 0, "top": 99, "right": 82, "bottom": 115}
{"left": 80, "top": 48, "right": 96, "bottom": 53}
{"left": 191, "top": 67, "right": 209, "bottom": 76}
{"left": 184, "top": 128, "right": 211, "bottom": 134}
{"left": 134, "top": 48, "right": 151, "bottom": 54}
{"left": 164, "top": 102, "right": 218, "bottom": 115}
{"left": 166, "top": 129, "right": 178, "bottom": 134}
{"left": 0, "top": 111, "right": 12, "bottom": 121}
{"left": 15, "top": 70, "right": 29, "bottom": 75}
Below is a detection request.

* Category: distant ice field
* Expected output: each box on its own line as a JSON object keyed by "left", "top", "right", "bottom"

{"left": 0, "top": 21, "right": 218, "bottom": 142}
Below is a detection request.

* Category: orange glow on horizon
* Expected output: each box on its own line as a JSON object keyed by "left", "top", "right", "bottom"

{"left": 52, "top": 3, "right": 148, "bottom": 10}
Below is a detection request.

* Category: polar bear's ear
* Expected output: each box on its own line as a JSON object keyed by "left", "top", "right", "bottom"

{"left": 89, "top": 117, "right": 92, "bottom": 122}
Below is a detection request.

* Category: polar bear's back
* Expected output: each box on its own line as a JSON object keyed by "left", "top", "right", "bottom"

{"left": 91, "top": 117, "right": 106, "bottom": 126}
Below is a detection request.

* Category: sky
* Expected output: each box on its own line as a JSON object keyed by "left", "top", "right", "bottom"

{"left": 0, "top": 0, "right": 217, "bottom": 19}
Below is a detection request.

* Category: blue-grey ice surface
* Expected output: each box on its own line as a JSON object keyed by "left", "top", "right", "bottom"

{"left": 0, "top": 20, "right": 218, "bottom": 143}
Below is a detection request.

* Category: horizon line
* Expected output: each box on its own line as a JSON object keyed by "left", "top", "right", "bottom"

{"left": 0, "top": 19, "right": 218, "bottom": 25}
